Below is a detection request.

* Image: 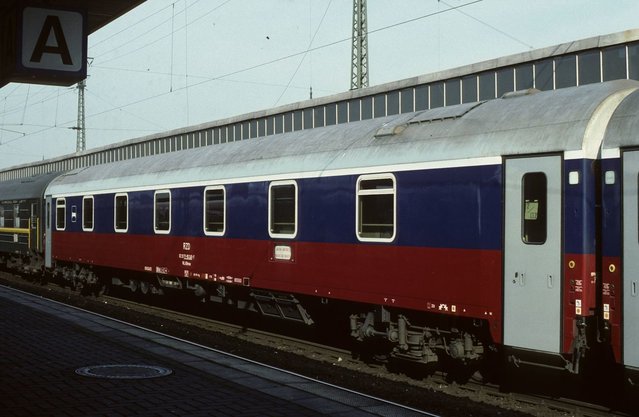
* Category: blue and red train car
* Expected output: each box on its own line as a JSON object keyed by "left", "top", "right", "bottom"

{"left": 1, "top": 80, "right": 638, "bottom": 400}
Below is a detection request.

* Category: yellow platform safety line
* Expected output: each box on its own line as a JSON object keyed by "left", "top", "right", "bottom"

{"left": 0, "top": 226, "right": 32, "bottom": 249}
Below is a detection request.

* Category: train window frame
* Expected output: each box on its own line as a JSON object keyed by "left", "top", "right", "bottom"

{"left": 56, "top": 198, "right": 66, "bottom": 231}
{"left": 154, "top": 190, "right": 171, "bottom": 234}
{"left": 268, "top": 180, "right": 298, "bottom": 239}
{"left": 356, "top": 174, "right": 396, "bottom": 243}
{"left": 82, "top": 196, "right": 94, "bottom": 232}
{"left": 203, "top": 186, "right": 226, "bottom": 236}
{"left": 114, "top": 193, "right": 128, "bottom": 233}
{"left": 522, "top": 172, "right": 547, "bottom": 245}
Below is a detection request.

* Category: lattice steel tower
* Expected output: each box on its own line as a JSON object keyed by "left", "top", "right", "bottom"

{"left": 75, "top": 79, "right": 86, "bottom": 152}
{"left": 350, "top": 0, "right": 369, "bottom": 90}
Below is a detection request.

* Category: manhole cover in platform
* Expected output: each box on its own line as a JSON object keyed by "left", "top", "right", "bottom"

{"left": 75, "top": 365, "right": 173, "bottom": 379}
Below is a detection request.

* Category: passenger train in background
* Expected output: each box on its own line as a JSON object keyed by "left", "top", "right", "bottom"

{"left": 1, "top": 80, "right": 638, "bottom": 409}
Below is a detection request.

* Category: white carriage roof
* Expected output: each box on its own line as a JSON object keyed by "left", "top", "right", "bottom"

{"left": 0, "top": 172, "right": 60, "bottom": 201}
{"left": 603, "top": 88, "right": 639, "bottom": 152}
{"left": 47, "top": 80, "right": 639, "bottom": 197}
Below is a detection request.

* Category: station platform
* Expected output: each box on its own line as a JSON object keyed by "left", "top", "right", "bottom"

{"left": 0, "top": 285, "right": 429, "bottom": 417}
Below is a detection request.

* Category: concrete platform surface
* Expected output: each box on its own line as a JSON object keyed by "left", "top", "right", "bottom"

{"left": 0, "top": 285, "right": 431, "bottom": 416}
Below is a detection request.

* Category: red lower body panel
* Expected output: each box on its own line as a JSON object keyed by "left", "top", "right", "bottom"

{"left": 563, "top": 253, "right": 597, "bottom": 352}
{"left": 602, "top": 256, "right": 622, "bottom": 362}
{"left": 53, "top": 231, "right": 504, "bottom": 342}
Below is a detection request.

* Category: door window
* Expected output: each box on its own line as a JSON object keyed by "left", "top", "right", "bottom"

{"left": 522, "top": 172, "right": 547, "bottom": 244}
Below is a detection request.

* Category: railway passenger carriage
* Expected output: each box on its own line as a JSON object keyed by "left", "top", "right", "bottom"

{"left": 39, "top": 80, "right": 639, "bottom": 378}
{"left": 0, "top": 172, "right": 58, "bottom": 272}
{"left": 601, "top": 93, "right": 639, "bottom": 391}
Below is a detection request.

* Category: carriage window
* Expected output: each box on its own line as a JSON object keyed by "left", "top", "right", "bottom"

{"left": 357, "top": 175, "right": 396, "bottom": 242}
{"left": 522, "top": 172, "right": 547, "bottom": 244}
{"left": 83, "top": 197, "right": 94, "bottom": 231}
{"left": 269, "top": 181, "right": 297, "bottom": 238}
{"left": 204, "top": 187, "right": 225, "bottom": 236}
{"left": 114, "top": 194, "right": 128, "bottom": 232}
{"left": 0, "top": 207, "right": 4, "bottom": 227}
{"left": 31, "top": 203, "right": 37, "bottom": 230}
{"left": 14, "top": 204, "right": 20, "bottom": 228}
{"left": 154, "top": 191, "right": 171, "bottom": 234}
{"left": 56, "top": 198, "right": 66, "bottom": 231}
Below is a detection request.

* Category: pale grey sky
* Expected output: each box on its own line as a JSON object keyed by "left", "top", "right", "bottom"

{"left": 1, "top": 0, "right": 638, "bottom": 170}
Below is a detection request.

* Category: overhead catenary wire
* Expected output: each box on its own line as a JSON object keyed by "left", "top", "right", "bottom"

{"left": 273, "top": 0, "right": 333, "bottom": 106}
{"left": 184, "top": 0, "right": 190, "bottom": 126}
{"left": 170, "top": 2, "right": 175, "bottom": 92}
{"left": 0, "top": 0, "right": 483, "bottom": 150}
{"left": 439, "top": 0, "right": 533, "bottom": 49}
{"left": 96, "top": 0, "right": 232, "bottom": 67}
{"left": 0, "top": 0, "right": 483, "bottom": 152}
{"left": 90, "top": 2, "right": 178, "bottom": 50}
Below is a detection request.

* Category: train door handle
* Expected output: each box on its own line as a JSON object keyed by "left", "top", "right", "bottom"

{"left": 547, "top": 275, "right": 553, "bottom": 289}
{"left": 513, "top": 272, "right": 525, "bottom": 286}
{"left": 633, "top": 281, "right": 637, "bottom": 297}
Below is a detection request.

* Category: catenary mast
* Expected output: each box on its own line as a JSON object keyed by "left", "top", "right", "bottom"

{"left": 74, "top": 79, "right": 86, "bottom": 152}
{"left": 350, "top": 0, "right": 369, "bottom": 90}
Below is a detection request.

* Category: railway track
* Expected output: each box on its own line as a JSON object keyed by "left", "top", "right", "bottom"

{"left": 100, "top": 293, "right": 355, "bottom": 367}
{"left": 101, "top": 293, "right": 613, "bottom": 417}
{"left": 0, "top": 271, "right": 633, "bottom": 417}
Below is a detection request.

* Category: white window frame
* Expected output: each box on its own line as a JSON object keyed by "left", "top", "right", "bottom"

{"left": 203, "top": 186, "right": 226, "bottom": 236}
{"left": 268, "top": 180, "right": 298, "bottom": 239}
{"left": 114, "top": 193, "right": 128, "bottom": 233}
{"left": 153, "top": 190, "right": 171, "bottom": 234}
{"left": 55, "top": 198, "right": 66, "bottom": 231}
{"left": 82, "top": 196, "right": 94, "bottom": 232}
{"left": 356, "top": 173, "right": 397, "bottom": 243}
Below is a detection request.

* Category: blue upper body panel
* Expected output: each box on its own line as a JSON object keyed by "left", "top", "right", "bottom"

{"left": 59, "top": 164, "right": 504, "bottom": 251}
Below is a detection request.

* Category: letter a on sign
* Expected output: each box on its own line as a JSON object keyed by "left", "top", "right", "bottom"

{"left": 21, "top": 7, "right": 85, "bottom": 72}
{"left": 30, "top": 15, "right": 73, "bottom": 65}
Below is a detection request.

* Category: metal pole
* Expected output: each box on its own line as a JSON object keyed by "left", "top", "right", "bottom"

{"left": 350, "top": 0, "right": 369, "bottom": 90}
{"left": 75, "top": 79, "right": 86, "bottom": 152}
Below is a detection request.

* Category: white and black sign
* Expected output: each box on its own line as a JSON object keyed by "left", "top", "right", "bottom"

{"left": 1, "top": 5, "right": 86, "bottom": 87}
{"left": 21, "top": 7, "right": 84, "bottom": 72}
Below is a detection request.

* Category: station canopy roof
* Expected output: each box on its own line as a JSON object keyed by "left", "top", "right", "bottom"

{"left": 0, "top": 0, "right": 145, "bottom": 35}
{"left": 0, "top": 0, "right": 145, "bottom": 88}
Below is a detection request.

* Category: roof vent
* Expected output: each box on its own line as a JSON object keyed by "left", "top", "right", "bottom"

{"left": 501, "top": 88, "right": 540, "bottom": 99}
{"left": 375, "top": 123, "right": 407, "bottom": 138}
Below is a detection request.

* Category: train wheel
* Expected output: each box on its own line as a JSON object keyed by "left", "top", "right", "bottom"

{"left": 140, "top": 281, "right": 150, "bottom": 295}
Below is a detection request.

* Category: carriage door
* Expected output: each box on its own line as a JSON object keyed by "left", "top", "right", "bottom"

{"left": 504, "top": 156, "right": 562, "bottom": 353}
{"left": 623, "top": 150, "right": 639, "bottom": 369}
{"left": 45, "top": 196, "right": 53, "bottom": 268}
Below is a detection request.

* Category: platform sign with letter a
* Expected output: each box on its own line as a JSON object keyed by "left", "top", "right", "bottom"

{"left": 1, "top": 5, "right": 87, "bottom": 87}
{"left": 22, "top": 7, "right": 85, "bottom": 72}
